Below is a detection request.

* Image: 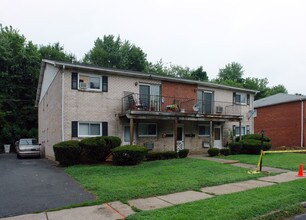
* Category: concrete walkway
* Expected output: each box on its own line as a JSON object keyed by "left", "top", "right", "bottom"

{"left": 2, "top": 156, "right": 304, "bottom": 220}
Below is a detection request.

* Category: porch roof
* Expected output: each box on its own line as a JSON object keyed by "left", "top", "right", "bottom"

{"left": 119, "top": 110, "right": 242, "bottom": 122}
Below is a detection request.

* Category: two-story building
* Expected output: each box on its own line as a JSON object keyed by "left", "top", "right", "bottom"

{"left": 36, "top": 60, "right": 257, "bottom": 160}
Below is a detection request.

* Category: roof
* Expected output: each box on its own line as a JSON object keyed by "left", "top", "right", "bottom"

{"left": 35, "top": 59, "right": 258, "bottom": 106}
{"left": 254, "top": 93, "right": 306, "bottom": 108}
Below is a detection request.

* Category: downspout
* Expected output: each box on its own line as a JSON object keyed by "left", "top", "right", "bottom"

{"left": 301, "top": 99, "right": 304, "bottom": 147}
{"left": 61, "top": 67, "right": 65, "bottom": 141}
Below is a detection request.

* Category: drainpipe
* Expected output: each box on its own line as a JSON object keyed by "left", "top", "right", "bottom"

{"left": 61, "top": 69, "right": 65, "bottom": 141}
{"left": 301, "top": 99, "right": 304, "bottom": 147}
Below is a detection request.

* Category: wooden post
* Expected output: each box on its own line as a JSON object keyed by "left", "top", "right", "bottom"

{"left": 130, "top": 118, "right": 134, "bottom": 145}
{"left": 239, "top": 120, "right": 242, "bottom": 141}
{"left": 174, "top": 118, "right": 178, "bottom": 151}
{"left": 210, "top": 121, "right": 213, "bottom": 148}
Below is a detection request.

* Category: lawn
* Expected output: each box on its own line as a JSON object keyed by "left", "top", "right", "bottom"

{"left": 127, "top": 178, "right": 306, "bottom": 220}
{"left": 65, "top": 158, "right": 266, "bottom": 204}
{"left": 224, "top": 153, "right": 306, "bottom": 171}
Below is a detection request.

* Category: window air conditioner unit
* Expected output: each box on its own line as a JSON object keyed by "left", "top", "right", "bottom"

{"left": 143, "top": 142, "right": 154, "bottom": 150}
{"left": 216, "top": 106, "right": 223, "bottom": 113}
{"left": 79, "top": 82, "right": 87, "bottom": 89}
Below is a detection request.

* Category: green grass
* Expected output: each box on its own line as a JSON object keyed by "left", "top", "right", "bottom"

{"left": 224, "top": 153, "right": 306, "bottom": 171}
{"left": 65, "top": 158, "right": 266, "bottom": 203}
{"left": 127, "top": 179, "right": 306, "bottom": 220}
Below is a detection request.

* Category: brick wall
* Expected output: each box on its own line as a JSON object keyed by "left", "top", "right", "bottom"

{"left": 255, "top": 101, "right": 304, "bottom": 148}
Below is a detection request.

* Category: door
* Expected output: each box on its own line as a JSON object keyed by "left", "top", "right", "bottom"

{"left": 123, "top": 125, "right": 135, "bottom": 145}
{"left": 176, "top": 125, "right": 184, "bottom": 151}
{"left": 139, "top": 85, "right": 150, "bottom": 110}
{"left": 214, "top": 126, "right": 222, "bottom": 148}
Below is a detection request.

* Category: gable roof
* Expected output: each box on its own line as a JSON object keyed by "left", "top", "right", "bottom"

{"left": 36, "top": 59, "right": 258, "bottom": 106}
{"left": 254, "top": 93, "right": 306, "bottom": 108}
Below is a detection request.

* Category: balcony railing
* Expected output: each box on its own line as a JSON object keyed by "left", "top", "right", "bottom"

{"left": 122, "top": 93, "right": 242, "bottom": 115}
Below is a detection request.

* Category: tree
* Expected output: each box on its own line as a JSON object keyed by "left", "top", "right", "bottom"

{"left": 0, "top": 25, "right": 41, "bottom": 145}
{"left": 217, "top": 62, "right": 244, "bottom": 84}
{"left": 84, "top": 35, "right": 147, "bottom": 71}
{"left": 190, "top": 66, "right": 208, "bottom": 81}
{"left": 243, "top": 77, "right": 269, "bottom": 100}
{"left": 39, "top": 42, "right": 76, "bottom": 62}
{"left": 266, "top": 84, "right": 288, "bottom": 97}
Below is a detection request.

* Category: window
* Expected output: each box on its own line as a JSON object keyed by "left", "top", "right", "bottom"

{"left": 79, "top": 74, "right": 102, "bottom": 91}
{"left": 197, "top": 91, "right": 213, "bottom": 114}
{"left": 199, "top": 125, "right": 210, "bottom": 136}
{"left": 235, "top": 126, "right": 246, "bottom": 136}
{"left": 138, "top": 123, "right": 157, "bottom": 137}
{"left": 79, "top": 122, "right": 101, "bottom": 137}
{"left": 234, "top": 93, "right": 246, "bottom": 104}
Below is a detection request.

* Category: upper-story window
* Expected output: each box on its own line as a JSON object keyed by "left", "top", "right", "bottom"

{"left": 79, "top": 74, "right": 102, "bottom": 91}
{"left": 197, "top": 91, "right": 213, "bottom": 114}
{"left": 71, "top": 72, "right": 108, "bottom": 92}
{"left": 233, "top": 92, "right": 249, "bottom": 105}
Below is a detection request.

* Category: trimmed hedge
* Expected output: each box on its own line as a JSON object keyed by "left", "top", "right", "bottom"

{"left": 146, "top": 152, "right": 163, "bottom": 161}
{"left": 230, "top": 134, "right": 272, "bottom": 155}
{"left": 162, "top": 151, "right": 179, "bottom": 159}
{"left": 112, "top": 145, "right": 148, "bottom": 165}
{"left": 208, "top": 148, "right": 220, "bottom": 157}
{"left": 235, "top": 134, "right": 271, "bottom": 142}
{"left": 220, "top": 148, "right": 230, "bottom": 156}
{"left": 178, "top": 149, "right": 189, "bottom": 158}
{"left": 53, "top": 140, "right": 81, "bottom": 166}
{"left": 79, "top": 137, "right": 107, "bottom": 163}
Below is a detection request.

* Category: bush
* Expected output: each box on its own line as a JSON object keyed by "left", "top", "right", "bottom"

{"left": 53, "top": 140, "right": 81, "bottom": 166}
{"left": 112, "top": 145, "right": 148, "bottom": 165}
{"left": 103, "top": 136, "right": 122, "bottom": 149}
{"left": 220, "top": 148, "right": 231, "bottom": 156}
{"left": 162, "top": 151, "right": 178, "bottom": 159}
{"left": 235, "top": 134, "right": 271, "bottom": 142}
{"left": 208, "top": 148, "right": 220, "bottom": 157}
{"left": 178, "top": 149, "right": 189, "bottom": 158}
{"left": 79, "top": 137, "right": 107, "bottom": 163}
{"left": 146, "top": 152, "right": 163, "bottom": 161}
{"left": 229, "top": 142, "right": 243, "bottom": 154}
{"left": 240, "top": 139, "right": 272, "bottom": 154}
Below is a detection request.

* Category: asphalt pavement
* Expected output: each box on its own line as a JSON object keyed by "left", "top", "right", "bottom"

{"left": 0, "top": 154, "right": 95, "bottom": 218}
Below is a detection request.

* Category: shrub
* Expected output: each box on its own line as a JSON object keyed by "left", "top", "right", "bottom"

{"left": 79, "top": 137, "right": 106, "bottom": 163}
{"left": 53, "top": 140, "right": 81, "bottom": 166}
{"left": 235, "top": 134, "right": 271, "bottom": 142}
{"left": 103, "top": 136, "right": 122, "bottom": 149}
{"left": 146, "top": 152, "right": 163, "bottom": 161}
{"left": 220, "top": 148, "right": 231, "bottom": 156}
{"left": 240, "top": 139, "right": 272, "bottom": 154}
{"left": 208, "top": 148, "right": 220, "bottom": 157}
{"left": 229, "top": 142, "right": 243, "bottom": 154}
{"left": 178, "top": 149, "right": 189, "bottom": 158}
{"left": 162, "top": 151, "right": 178, "bottom": 159}
{"left": 112, "top": 145, "right": 148, "bottom": 165}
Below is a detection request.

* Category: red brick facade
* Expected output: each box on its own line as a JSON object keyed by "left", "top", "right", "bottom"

{"left": 254, "top": 101, "right": 306, "bottom": 148}
{"left": 161, "top": 81, "right": 197, "bottom": 112}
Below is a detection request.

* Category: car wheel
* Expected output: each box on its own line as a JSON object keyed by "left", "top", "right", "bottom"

{"left": 17, "top": 154, "right": 21, "bottom": 159}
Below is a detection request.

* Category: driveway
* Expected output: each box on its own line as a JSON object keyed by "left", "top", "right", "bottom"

{"left": 0, "top": 154, "right": 95, "bottom": 218}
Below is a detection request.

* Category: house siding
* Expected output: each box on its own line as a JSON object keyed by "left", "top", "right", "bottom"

{"left": 38, "top": 70, "right": 62, "bottom": 160}
{"left": 255, "top": 101, "right": 305, "bottom": 148}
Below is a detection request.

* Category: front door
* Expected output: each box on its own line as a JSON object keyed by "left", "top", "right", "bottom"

{"left": 176, "top": 125, "right": 184, "bottom": 151}
{"left": 123, "top": 125, "right": 135, "bottom": 145}
{"left": 214, "top": 126, "right": 222, "bottom": 148}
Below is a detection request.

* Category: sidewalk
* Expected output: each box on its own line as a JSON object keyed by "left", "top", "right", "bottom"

{"left": 1, "top": 156, "right": 304, "bottom": 220}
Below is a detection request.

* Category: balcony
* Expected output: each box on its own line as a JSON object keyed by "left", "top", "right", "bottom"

{"left": 121, "top": 93, "right": 243, "bottom": 117}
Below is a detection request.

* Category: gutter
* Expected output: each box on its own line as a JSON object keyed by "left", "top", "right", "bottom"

{"left": 301, "top": 98, "right": 304, "bottom": 147}
{"left": 61, "top": 68, "right": 65, "bottom": 141}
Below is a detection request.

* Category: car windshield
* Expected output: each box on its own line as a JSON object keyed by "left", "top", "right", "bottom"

{"left": 19, "top": 139, "right": 38, "bottom": 145}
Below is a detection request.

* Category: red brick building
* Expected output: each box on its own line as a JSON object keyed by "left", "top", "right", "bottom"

{"left": 254, "top": 93, "right": 306, "bottom": 148}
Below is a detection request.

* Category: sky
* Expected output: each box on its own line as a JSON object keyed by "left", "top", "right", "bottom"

{"left": 1, "top": 0, "right": 306, "bottom": 94}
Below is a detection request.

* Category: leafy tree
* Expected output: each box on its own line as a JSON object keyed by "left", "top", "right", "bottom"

{"left": 39, "top": 42, "right": 76, "bottom": 62}
{"left": 217, "top": 62, "right": 244, "bottom": 84}
{"left": 190, "top": 66, "right": 208, "bottom": 81}
{"left": 0, "top": 25, "right": 41, "bottom": 145}
{"left": 84, "top": 35, "right": 147, "bottom": 71}
{"left": 266, "top": 84, "right": 288, "bottom": 97}
{"left": 243, "top": 77, "right": 269, "bottom": 100}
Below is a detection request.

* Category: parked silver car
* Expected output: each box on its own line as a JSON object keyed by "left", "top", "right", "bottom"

{"left": 16, "top": 138, "right": 41, "bottom": 159}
